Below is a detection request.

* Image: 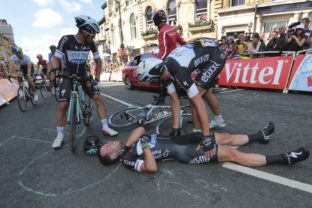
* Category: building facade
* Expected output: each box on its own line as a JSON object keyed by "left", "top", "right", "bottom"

{"left": 97, "top": 0, "right": 312, "bottom": 63}
{"left": 0, "top": 19, "right": 15, "bottom": 62}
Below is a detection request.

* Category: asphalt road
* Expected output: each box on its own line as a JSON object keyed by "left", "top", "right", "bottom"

{"left": 0, "top": 82, "right": 311, "bottom": 208}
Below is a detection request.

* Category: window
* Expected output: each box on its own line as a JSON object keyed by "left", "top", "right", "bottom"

{"left": 231, "top": 0, "right": 245, "bottom": 7}
{"left": 167, "top": 0, "right": 176, "bottom": 26}
{"left": 195, "top": 0, "right": 207, "bottom": 21}
{"left": 263, "top": 21, "right": 287, "bottom": 33}
{"left": 146, "top": 6, "right": 153, "bottom": 24}
{"left": 130, "top": 13, "right": 137, "bottom": 40}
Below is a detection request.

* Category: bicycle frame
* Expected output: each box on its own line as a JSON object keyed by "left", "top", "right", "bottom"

{"left": 67, "top": 80, "right": 84, "bottom": 124}
{"left": 140, "top": 105, "right": 173, "bottom": 125}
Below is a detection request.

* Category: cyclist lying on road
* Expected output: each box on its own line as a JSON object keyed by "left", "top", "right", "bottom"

{"left": 96, "top": 122, "right": 310, "bottom": 173}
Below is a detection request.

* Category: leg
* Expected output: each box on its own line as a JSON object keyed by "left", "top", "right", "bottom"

{"left": 203, "top": 88, "right": 225, "bottom": 128}
{"left": 218, "top": 145, "right": 267, "bottom": 166}
{"left": 52, "top": 101, "right": 68, "bottom": 149}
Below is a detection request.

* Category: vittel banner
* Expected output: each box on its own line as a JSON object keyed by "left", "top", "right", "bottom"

{"left": 219, "top": 56, "right": 293, "bottom": 90}
{"left": 288, "top": 54, "right": 312, "bottom": 92}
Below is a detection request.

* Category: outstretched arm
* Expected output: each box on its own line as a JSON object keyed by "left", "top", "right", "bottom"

{"left": 124, "top": 127, "right": 145, "bottom": 147}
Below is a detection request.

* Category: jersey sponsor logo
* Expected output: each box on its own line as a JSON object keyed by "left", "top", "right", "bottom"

{"left": 189, "top": 156, "right": 211, "bottom": 164}
{"left": 200, "top": 39, "right": 217, "bottom": 47}
{"left": 168, "top": 47, "right": 195, "bottom": 67}
{"left": 67, "top": 50, "right": 89, "bottom": 64}
{"left": 194, "top": 54, "right": 210, "bottom": 68}
{"left": 201, "top": 61, "right": 221, "bottom": 83}
{"left": 123, "top": 159, "right": 136, "bottom": 167}
{"left": 152, "top": 148, "right": 170, "bottom": 159}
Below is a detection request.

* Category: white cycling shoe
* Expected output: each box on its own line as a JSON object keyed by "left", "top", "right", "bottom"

{"left": 209, "top": 120, "right": 226, "bottom": 129}
{"left": 102, "top": 127, "right": 118, "bottom": 136}
{"left": 52, "top": 135, "right": 64, "bottom": 149}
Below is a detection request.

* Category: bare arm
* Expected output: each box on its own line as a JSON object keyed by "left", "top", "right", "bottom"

{"left": 124, "top": 127, "right": 145, "bottom": 147}
{"left": 94, "top": 58, "right": 102, "bottom": 81}
{"left": 140, "top": 148, "right": 158, "bottom": 173}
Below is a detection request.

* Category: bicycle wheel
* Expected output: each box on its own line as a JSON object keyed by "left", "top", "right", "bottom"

{"left": 53, "top": 78, "right": 60, "bottom": 101}
{"left": 29, "top": 88, "right": 37, "bottom": 106}
{"left": 40, "top": 82, "right": 49, "bottom": 99}
{"left": 108, "top": 107, "right": 146, "bottom": 129}
{"left": 70, "top": 98, "right": 77, "bottom": 154}
{"left": 17, "top": 86, "right": 27, "bottom": 112}
{"left": 156, "top": 114, "right": 193, "bottom": 135}
{"left": 82, "top": 95, "right": 92, "bottom": 127}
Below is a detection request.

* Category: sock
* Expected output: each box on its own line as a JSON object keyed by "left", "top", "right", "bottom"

{"left": 101, "top": 119, "right": 108, "bottom": 129}
{"left": 248, "top": 131, "right": 263, "bottom": 143}
{"left": 266, "top": 154, "right": 287, "bottom": 165}
{"left": 214, "top": 115, "right": 224, "bottom": 123}
{"left": 56, "top": 126, "right": 64, "bottom": 138}
{"left": 193, "top": 128, "right": 202, "bottom": 133}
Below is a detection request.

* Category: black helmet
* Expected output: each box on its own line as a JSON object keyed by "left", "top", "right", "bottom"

{"left": 75, "top": 15, "right": 100, "bottom": 34}
{"left": 83, "top": 135, "right": 102, "bottom": 156}
{"left": 49, "top": 45, "right": 56, "bottom": 50}
{"left": 153, "top": 10, "right": 167, "bottom": 27}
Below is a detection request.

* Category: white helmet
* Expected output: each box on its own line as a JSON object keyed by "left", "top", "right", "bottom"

{"left": 136, "top": 57, "right": 165, "bottom": 82}
{"left": 75, "top": 15, "right": 100, "bottom": 34}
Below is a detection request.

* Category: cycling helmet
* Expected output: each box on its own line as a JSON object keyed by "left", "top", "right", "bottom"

{"left": 49, "top": 45, "right": 56, "bottom": 50}
{"left": 16, "top": 47, "right": 23, "bottom": 53}
{"left": 136, "top": 57, "right": 165, "bottom": 82}
{"left": 37, "top": 54, "right": 43, "bottom": 59}
{"left": 75, "top": 15, "right": 100, "bottom": 34}
{"left": 83, "top": 135, "right": 102, "bottom": 156}
{"left": 153, "top": 10, "right": 167, "bottom": 27}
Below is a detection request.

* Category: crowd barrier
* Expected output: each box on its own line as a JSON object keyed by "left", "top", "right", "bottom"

{"left": 219, "top": 49, "right": 312, "bottom": 93}
{"left": 100, "top": 71, "right": 123, "bottom": 82}
{"left": 0, "top": 78, "right": 18, "bottom": 107}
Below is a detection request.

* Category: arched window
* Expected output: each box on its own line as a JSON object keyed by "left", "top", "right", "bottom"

{"left": 167, "top": 0, "right": 176, "bottom": 26}
{"left": 195, "top": 0, "right": 207, "bottom": 21}
{"left": 130, "top": 13, "right": 137, "bottom": 40}
{"left": 146, "top": 6, "right": 153, "bottom": 24}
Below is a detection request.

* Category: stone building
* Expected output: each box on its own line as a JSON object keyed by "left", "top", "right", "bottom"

{"left": 96, "top": 0, "right": 312, "bottom": 63}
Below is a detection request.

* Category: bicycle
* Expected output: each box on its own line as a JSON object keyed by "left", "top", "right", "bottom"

{"left": 108, "top": 103, "right": 193, "bottom": 135}
{"left": 57, "top": 74, "right": 93, "bottom": 153}
{"left": 17, "top": 77, "right": 37, "bottom": 112}
{"left": 34, "top": 73, "right": 50, "bottom": 99}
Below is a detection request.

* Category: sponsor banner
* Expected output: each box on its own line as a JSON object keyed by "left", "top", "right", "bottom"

{"left": 219, "top": 56, "right": 293, "bottom": 90}
{"left": 288, "top": 54, "right": 312, "bottom": 92}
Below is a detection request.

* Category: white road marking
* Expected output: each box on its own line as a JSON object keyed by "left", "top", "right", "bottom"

{"left": 101, "top": 92, "right": 312, "bottom": 194}
{"left": 223, "top": 162, "right": 312, "bottom": 194}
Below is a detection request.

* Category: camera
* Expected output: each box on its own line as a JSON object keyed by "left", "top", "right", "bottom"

{"left": 287, "top": 21, "right": 301, "bottom": 35}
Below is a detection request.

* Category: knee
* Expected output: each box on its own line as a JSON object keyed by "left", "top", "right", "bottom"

{"left": 58, "top": 102, "right": 68, "bottom": 111}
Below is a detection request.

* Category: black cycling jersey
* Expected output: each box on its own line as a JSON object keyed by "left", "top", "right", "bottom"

{"left": 121, "top": 133, "right": 218, "bottom": 172}
{"left": 164, "top": 39, "right": 226, "bottom": 98}
{"left": 54, "top": 34, "right": 100, "bottom": 75}
{"left": 54, "top": 34, "right": 100, "bottom": 101}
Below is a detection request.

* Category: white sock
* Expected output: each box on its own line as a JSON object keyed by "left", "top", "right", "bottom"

{"left": 193, "top": 128, "right": 202, "bottom": 133}
{"left": 214, "top": 115, "right": 224, "bottom": 123}
{"left": 56, "top": 126, "right": 64, "bottom": 138}
{"left": 101, "top": 119, "right": 108, "bottom": 129}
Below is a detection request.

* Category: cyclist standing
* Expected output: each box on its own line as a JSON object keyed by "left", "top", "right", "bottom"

{"left": 36, "top": 54, "right": 48, "bottom": 77}
{"left": 51, "top": 15, "right": 118, "bottom": 149}
{"left": 137, "top": 38, "right": 226, "bottom": 141}
{"left": 10, "top": 47, "right": 38, "bottom": 101}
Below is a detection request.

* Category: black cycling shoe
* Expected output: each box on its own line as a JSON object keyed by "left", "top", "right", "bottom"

{"left": 282, "top": 147, "right": 310, "bottom": 165}
{"left": 260, "top": 121, "right": 275, "bottom": 144}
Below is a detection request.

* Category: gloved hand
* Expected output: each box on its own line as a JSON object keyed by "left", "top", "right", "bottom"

{"left": 201, "top": 134, "right": 216, "bottom": 152}
{"left": 169, "top": 128, "right": 181, "bottom": 136}
{"left": 139, "top": 135, "right": 151, "bottom": 149}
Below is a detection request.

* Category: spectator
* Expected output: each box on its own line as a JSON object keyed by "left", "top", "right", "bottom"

{"left": 259, "top": 33, "right": 266, "bottom": 52}
{"left": 265, "top": 31, "right": 278, "bottom": 51}
{"left": 301, "top": 17, "right": 312, "bottom": 49}
{"left": 287, "top": 24, "right": 307, "bottom": 52}
{"left": 236, "top": 33, "right": 248, "bottom": 55}
{"left": 275, "top": 25, "right": 288, "bottom": 51}
{"left": 247, "top": 33, "right": 262, "bottom": 55}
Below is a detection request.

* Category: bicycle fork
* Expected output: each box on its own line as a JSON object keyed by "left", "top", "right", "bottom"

{"left": 67, "top": 92, "right": 83, "bottom": 124}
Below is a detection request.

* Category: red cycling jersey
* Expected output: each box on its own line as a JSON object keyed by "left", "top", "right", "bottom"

{"left": 157, "top": 24, "right": 187, "bottom": 60}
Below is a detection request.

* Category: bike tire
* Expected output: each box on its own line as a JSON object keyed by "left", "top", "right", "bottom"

{"left": 82, "top": 95, "right": 92, "bottom": 127}
{"left": 108, "top": 106, "right": 146, "bottom": 129}
{"left": 17, "top": 86, "right": 27, "bottom": 112}
{"left": 156, "top": 114, "right": 193, "bottom": 135}
{"left": 53, "top": 78, "right": 60, "bottom": 102}
{"left": 70, "top": 98, "right": 77, "bottom": 154}
{"left": 40, "top": 82, "right": 49, "bottom": 99}
{"left": 29, "top": 88, "right": 37, "bottom": 106}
